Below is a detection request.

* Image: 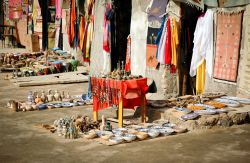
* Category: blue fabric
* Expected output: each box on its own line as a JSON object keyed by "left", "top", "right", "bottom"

{"left": 86, "top": 76, "right": 92, "bottom": 99}
{"left": 155, "top": 16, "right": 166, "bottom": 59}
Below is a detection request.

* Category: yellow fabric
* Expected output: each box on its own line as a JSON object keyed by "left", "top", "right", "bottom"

{"left": 86, "top": 21, "right": 93, "bottom": 59}
{"left": 33, "top": 0, "right": 38, "bottom": 25}
{"left": 196, "top": 60, "right": 206, "bottom": 95}
{"left": 171, "top": 18, "right": 179, "bottom": 67}
{"left": 79, "top": 17, "right": 85, "bottom": 50}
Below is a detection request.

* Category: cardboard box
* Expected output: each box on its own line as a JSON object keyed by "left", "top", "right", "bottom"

{"left": 26, "top": 34, "right": 40, "bottom": 52}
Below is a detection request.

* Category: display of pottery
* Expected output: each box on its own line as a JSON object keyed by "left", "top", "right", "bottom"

{"left": 123, "top": 134, "right": 137, "bottom": 142}
{"left": 221, "top": 96, "right": 250, "bottom": 105}
{"left": 214, "top": 98, "right": 241, "bottom": 107}
{"left": 136, "top": 132, "right": 148, "bottom": 140}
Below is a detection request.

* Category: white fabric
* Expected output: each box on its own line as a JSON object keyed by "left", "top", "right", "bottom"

{"left": 102, "top": 51, "right": 111, "bottom": 75}
{"left": 130, "top": 0, "right": 148, "bottom": 76}
{"left": 54, "top": 27, "right": 60, "bottom": 48}
{"left": 157, "top": 17, "right": 168, "bottom": 64}
{"left": 190, "top": 9, "right": 214, "bottom": 77}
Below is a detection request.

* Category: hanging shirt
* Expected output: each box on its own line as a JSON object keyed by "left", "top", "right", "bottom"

{"left": 190, "top": 9, "right": 214, "bottom": 77}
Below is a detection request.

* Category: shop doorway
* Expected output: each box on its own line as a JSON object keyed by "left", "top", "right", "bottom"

{"left": 111, "top": 0, "right": 131, "bottom": 70}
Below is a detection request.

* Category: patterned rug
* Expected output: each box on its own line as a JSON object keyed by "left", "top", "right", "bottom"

{"left": 213, "top": 11, "right": 243, "bottom": 82}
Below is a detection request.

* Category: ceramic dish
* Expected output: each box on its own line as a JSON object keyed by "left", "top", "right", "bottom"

{"left": 136, "top": 132, "right": 148, "bottom": 140}
{"left": 194, "top": 109, "right": 217, "bottom": 115}
{"left": 181, "top": 113, "right": 199, "bottom": 121}
{"left": 71, "top": 102, "right": 79, "bottom": 106}
{"left": 221, "top": 96, "right": 250, "bottom": 105}
{"left": 77, "top": 101, "right": 85, "bottom": 106}
{"left": 214, "top": 98, "right": 240, "bottom": 107}
{"left": 83, "top": 131, "right": 97, "bottom": 139}
{"left": 175, "top": 107, "right": 192, "bottom": 113}
{"left": 136, "top": 128, "right": 149, "bottom": 133}
{"left": 159, "top": 127, "right": 174, "bottom": 136}
{"left": 109, "top": 136, "right": 124, "bottom": 144}
{"left": 123, "top": 134, "right": 137, "bottom": 142}
{"left": 61, "top": 102, "right": 73, "bottom": 108}
{"left": 53, "top": 103, "right": 62, "bottom": 108}
{"left": 149, "top": 125, "right": 163, "bottom": 130}
{"left": 96, "top": 131, "right": 113, "bottom": 137}
{"left": 37, "top": 104, "right": 47, "bottom": 110}
{"left": 193, "top": 104, "right": 215, "bottom": 109}
{"left": 112, "top": 128, "right": 127, "bottom": 133}
{"left": 148, "top": 129, "right": 160, "bottom": 138}
{"left": 162, "top": 123, "right": 176, "bottom": 128}
{"left": 215, "top": 108, "right": 228, "bottom": 113}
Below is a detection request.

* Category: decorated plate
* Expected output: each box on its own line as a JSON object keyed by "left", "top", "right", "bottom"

{"left": 194, "top": 109, "right": 217, "bottom": 115}
{"left": 123, "top": 134, "right": 137, "bottom": 142}
{"left": 214, "top": 98, "right": 240, "bottom": 107}
{"left": 61, "top": 102, "right": 73, "bottom": 108}
{"left": 193, "top": 104, "right": 215, "bottom": 109}
{"left": 181, "top": 113, "right": 199, "bottom": 121}
{"left": 221, "top": 96, "right": 250, "bottom": 105}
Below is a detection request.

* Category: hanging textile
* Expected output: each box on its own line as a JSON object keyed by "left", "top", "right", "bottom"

{"left": 196, "top": 59, "right": 206, "bottom": 95}
{"left": 9, "top": 0, "right": 22, "bottom": 19}
{"left": 68, "top": 0, "right": 76, "bottom": 47}
{"left": 157, "top": 17, "right": 168, "bottom": 64}
{"left": 125, "top": 35, "right": 131, "bottom": 72}
{"left": 56, "top": 0, "right": 63, "bottom": 19}
{"left": 171, "top": 18, "right": 179, "bottom": 68}
{"left": 165, "top": 18, "right": 172, "bottom": 65}
{"left": 78, "top": 16, "right": 85, "bottom": 50}
{"left": 32, "top": 0, "right": 39, "bottom": 25}
{"left": 213, "top": 10, "right": 243, "bottom": 82}
{"left": 190, "top": 9, "right": 214, "bottom": 78}
{"left": 102, "top": 2, "right": 113, "bottom": 74}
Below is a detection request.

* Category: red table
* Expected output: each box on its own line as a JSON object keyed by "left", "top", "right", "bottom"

{"left": 91, "top": 77, "right": 148, "bottom": 127}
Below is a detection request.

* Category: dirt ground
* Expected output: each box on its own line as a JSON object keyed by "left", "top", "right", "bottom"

{"left": 0, "top": 71, "right": 250, "bottom": 163}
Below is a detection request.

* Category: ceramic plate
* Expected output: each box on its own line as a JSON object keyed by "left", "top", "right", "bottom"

{"left": 181, "top": 113, "right": 199, "bottom": 121}
{"left": 221, "top": 96, "right": 250, "bottom": 105}
{"left": 214, "top": 98, "right": 240, "bottom": 107}
{"left": 61, "top": 102, "right": 73, "bottom": 108}
{"left": 194, "top": 109, "right": 217, "bottom": 115}
{"left": 215, "top": 108, "right": 228, "bottom": 113}
{"left": 123, "top": 134, "right": 137, "bottom": 142}
{"left": 193, "top": 104, "right": 215, "bottom": 109}
{"left": 175, "top": 107, "right": 192, "bottom": 113}
{"left": 162, "top": 123, "right": 176, "bottom": 128}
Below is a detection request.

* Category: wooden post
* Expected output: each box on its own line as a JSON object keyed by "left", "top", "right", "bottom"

{"left": 141, "top": 95, "right": 146, "bottom": 123}
{"left": 93, "top": 111, "right": 98, "bottom": 122}
{"left": 118, "top": 94, "right": 123, "bottom": 128}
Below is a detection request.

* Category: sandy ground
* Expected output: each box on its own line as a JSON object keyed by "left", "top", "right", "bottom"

{"left": 0, "top": 72, "right": 250, "bottom": 163}
{"left": 0, "top": 47, "right": 250, "bottom": 162}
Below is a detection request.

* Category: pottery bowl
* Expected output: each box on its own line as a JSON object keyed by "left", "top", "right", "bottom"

{"left": 100, "top": 133, "right": 114, "bottom": 140}
{"left": 136, "top": 132, "right": 148, "bottom": 140}
{"left": 77, "top": 101, "right": 85, "bottom": 106}
{"left": 148, "top": 129, "right": 160, "bottom": 138}
{"left": 84, "top": 132, "right": 97, "bottom": 139}
{"left": 37, "top": 104, "right": 47, "bottom": 110}
{"left": 123, "top": 134, "right": 137, "bottom": 142}
{"left": 53, "top": 103, "right": 62, "bottom": 108}
{"left": 162, "top": 123, "right": 176, "bottom": 128}
{"left": 61, "top": 102, "right": 73, "bottom": 108}
{"left": 159, "top": 127, "right": 174, "bottom": 136}
{"left": 136, "top": 128, "right": 149, "bottom": 133}
{"left": 109, "top": 136, "right": 124, "bottom": 144}
{"left": 71, "top": 102, "right": 79, "bottom": 106}
{"left": 96, "top": 131, "right": 113, "bottom": 137}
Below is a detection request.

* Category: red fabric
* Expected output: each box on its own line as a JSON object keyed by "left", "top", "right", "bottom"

{"left": 68, "top": 0, "right": 76, "bottom": 47}
{"left": 165, "top": 19, "right": 172, "bottom": 65}
{"left": 91, "top": 77, "right": 148, "bottom": 112}
{"left": 125, "top": 36, "right": 131, "bottom": 71}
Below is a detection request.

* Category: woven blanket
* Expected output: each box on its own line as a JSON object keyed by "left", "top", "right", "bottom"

{"left": 213, "top": 11, "right": 243, "bottom": 82}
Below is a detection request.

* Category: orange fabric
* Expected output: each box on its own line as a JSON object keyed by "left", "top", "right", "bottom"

{"left": 79, "top": 16, "right": 85, "bottom": 49}
{"left": 91, "top": 77, "right": 148, "bottom": 111}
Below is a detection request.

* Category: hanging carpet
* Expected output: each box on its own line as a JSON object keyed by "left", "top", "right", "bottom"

{"left": 213, "top": 10, "right": 243, "bottom": 82}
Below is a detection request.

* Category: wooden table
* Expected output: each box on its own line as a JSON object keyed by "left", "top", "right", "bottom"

{"left": 91, "top": 77, "right": 148, "bottom": 128}
{"left": 0, "top": 25, "right": 16, "bottom": 47}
